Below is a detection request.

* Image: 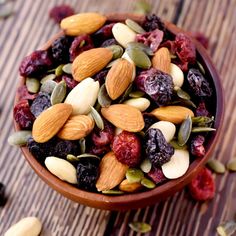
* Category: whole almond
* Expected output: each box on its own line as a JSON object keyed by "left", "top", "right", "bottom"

{"left": 32, "top": 103, "right": 72, "bottom": 143}
{"left": 119, "top": 179, "right": 142, "bottom": 193}
{"left": 72, "top": 48, "right": 113, "bottom": 82}
{"left": 152, "top": 47, "right": 171, "bottom": 74}
{"left": 57, "top": 115, "right": 94, "bottom": 140}
{"left": 151, "top": 106, "right": 194, "bottom": 124}
{"left": 105, "top": 58, "right": 133, "bottom": 100}
{"left": 101, "top": 104, "right": 144, "bottom": 132}
{"left": 96, "top": 152, "right": 128, "bottom": 191}
{"left": 60, "top": 13, "right": 107, "bottom": 36}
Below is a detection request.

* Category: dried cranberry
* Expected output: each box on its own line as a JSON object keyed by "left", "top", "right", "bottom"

{"left": 143, "top": 113, "right": 158, "bottom": 131}
{"left": 101, "top": 38, "right": 118, "bottom": 47}
{"left": 49, "top": 4, "right": 74, "bottom": 23}
{"left": 14, "top": 100, "right": 35, "bottom": 129}
{"left": 62, "top": 75, "right": 78, "bottom": 90}
{"left": 19, "top": 50, "right": 53, "bottom": 77}
{"left": 188, "top": 167, "right": 215, "bottom": 201}
{"left": 142, "top": 14, "right": 166, "bottom": 32}
{"left": 190, "top": 135, "right": 206, "bottom": 158}
{"left": 148, "top": 167, "right": 166, "bottom": 184}
{"left": 195, "top": 101, "right": 210, "bottom": 117}
{"left": 88, "top": 145, "right": 111, "bottom": 156}
{"left": 17, "top": 85, "right": 37, "bottom": 101}
{"left": 69, "top": 35, "right": 94, "bottom": 61}
{"left": 93, "top": 69, "right": 109, "bottom": 85}
{"left": 188, "top": 32, "right": 209, "bottom": 49}
{"left": 112, "top": 131, "right": 141, "bottom": 167}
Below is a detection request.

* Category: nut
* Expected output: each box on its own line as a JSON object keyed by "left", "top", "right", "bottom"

{"left": 101, "top": 104, "right": 144, "bottom": 132}
{"left": 5, "top": 217, "right": 42, "bottom": 236}
{"left": 60, "top": 12, "right": 107, "bottom": 36}
{"left": 151, "top": 106, "right": 194, "bottom": 124}
{"left": 32, "top": 103, "right": 72, "bottom": 143}
{"left": 57, "top": 115, "right": 94, "bottom": 140}
{"left": 45, "top": 156, "right": 77, "bottom": 184}
{"left": 119, "top": 179, "right": 142, "bottom": 192}
{"left": 72, "top": 48, "right": 113, "bottom": 82}
{"left": 96, "top": 152, "right": 128, "bottom": 191}
{"left": 170, "top": 63, "right": 184, "bottom": 87}
{"left": 65, "top": 78, "right": 100, "bottom": 115}
{"left": 152, "top": 47, "right": 171, "bottom": 74}
{"left": 122, "top": 52, "right": 136, "bottom": 81}
{"left": 105, "top": 58, "right": 133, "bottom": 100}
{"left": 123, "top": 97, "right": 150, "bottom": 112}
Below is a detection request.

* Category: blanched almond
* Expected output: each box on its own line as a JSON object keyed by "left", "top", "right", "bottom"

{"left": 123, "top": 97, "right": 150, "bottom": 112}
{"left": 170, "top": 63, "right": 184, "bottom": 87}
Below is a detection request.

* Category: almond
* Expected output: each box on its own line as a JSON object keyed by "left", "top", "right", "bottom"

{"left": 72, "top": 48, "right": 113, "bottom": 82}
{"left": 151, "top": 106, "right": 194, "bottom": 124}
{"left": 101, "top": 104, "right": 144, "bottom": 132}
{"left": 96, "top": 152, "right": 128, "bottom": 191}
{"left": 119, "top": 179, "right": 142, "bottom": 193}
{"left": 60, "top": 13, "right": 107, "bottom": 36}
{"left": 32, "top": 104, "right": 72, "bottom": 143}
{"left": 152, "top": 47, "right": 171, "bottom": 74}
{"left": 105, "top": 58, "right": 133, "bottom": 100}
{"left": 57, "top": 115, "right": 94, "bottom": 140}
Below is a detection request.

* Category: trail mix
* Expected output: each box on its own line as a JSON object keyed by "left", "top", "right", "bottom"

{"left": 11, "top": 12, "right": 217, "bottom": 194}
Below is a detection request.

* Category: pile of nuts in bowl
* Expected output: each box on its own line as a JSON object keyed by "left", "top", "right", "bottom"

{"left": 10, "top": 12, "right": 216, "bottom": 194}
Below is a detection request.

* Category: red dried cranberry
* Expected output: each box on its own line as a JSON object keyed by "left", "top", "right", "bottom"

{"left": 88, "top": 145, "right": 111, "bottom": 156}
{"left": 19, "top": 50, "right": 53, "bottom": 77}
{"left": 112, "top": 131, "right": 141, "bottom": 167}
{"left": 17, "top": 85, "right": 37, "bottom": 101}
{"left": 62, "top": 75, "right": 78, "bottom": 90}
{"left": 188, "top": 32, "right": 209, "bottom": 49}
{"left": 148, "top": 167, "right": 166, "bottom": 184}
{"left": 101, "top": 38, "right": 118, "bottom": 47}
{"left": 69, "top": 35, "right": 94, "bottom": 61}
{"left": 195, "top": 101, "right": 210, "bottom": 117}
{"left": 49, "top": 4, "right": 74, "bottom": 23}
{"left": 94, "top": 69, "right": 109, "bottom": 85}
{"left": 190, "top": 135, "right": 205, "bottom": 158}
{"left": 188, "top": 167, "right": 215, "bottom": 201}
{"left": 14, "top": 100, "right": 35, "bottom": 129}
{"left": 142, "top": 14, "right": 166, "bottom": 32}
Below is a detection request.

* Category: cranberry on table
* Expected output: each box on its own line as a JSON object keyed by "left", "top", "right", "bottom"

{"left": 49, "top": 4, "right": 75, "bottom": 23}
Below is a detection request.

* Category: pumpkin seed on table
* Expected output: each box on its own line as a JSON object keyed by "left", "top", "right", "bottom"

{"left": 79, "top": 138, "right": 86, "bottom": 154}
{"left": 55, "top": 64, "right": 64, "bottom": 76}
{"left": 127, "top": 42, "right": 154, "bottom": 56}
{"left": 8, "top": 131, "right": 32, "bottom": 146}
{"left": 126, "top": 168, "right": 144, "bottom": 183}
{"left": 50, "top": 80, "right": 67, "bottom": 105}
{"left": 191, "top": 127, "right": 216, "bottom": 133}
{"left": 141, "top": 177, "right": 156, "bottom": 189}
{"left": 26, "top": 78, "right": 40, "bottom": 93}
{"left": 89, "top": 106, "right": 104, "bottom": 130}
{"left": 207, "top": 159, "right": 225, "bottom": 174}
{"left": 40, "top": 74, "right": 56, "bottom": 84}
{"left": 62, "top": 63, "right": 72, "bottom": 74}
{"left": 217, "top": 220, "right": 236, "bottom": 236}
{"left": 98, "top": 84, "right": 112, "bottom": 107}
{"left": 106, "top": 45, "right": 124, "bottom": 59}
{"left": 0, "top": 1, "right": 14, "bottom": 19}
{"left": 129, "top": 222, "right": 152, "bottom": 233}
{"left": 140, "top": 158, "right": 152, "bottom": 173}
{"left": 226, "top": 159, "right": 236, "bottom": 172}
{"left": 40, "top": 80, "right": 57, "bottom": 94}
{"left": 125, "top": 19, "right": 146, "bottom": 34}
{"left": 129, "top": 91, "right": 145, "bottom": 98}
{"left": 178, "top": 115, "right": 192, "bottom": 146}
{"left": 133, "top": 0, "right": 152, "bottom": 14}
{"left": 102, "top": 190, "right": 124, "bottom": 195}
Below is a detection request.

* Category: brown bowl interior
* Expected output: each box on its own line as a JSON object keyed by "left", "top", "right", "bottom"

{"left": 14, "top": 13, "right": 224, "bottom": 211}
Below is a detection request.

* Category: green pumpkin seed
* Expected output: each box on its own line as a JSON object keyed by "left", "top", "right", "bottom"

{"left": 26, "top": 78, "right": 40, "bottom": 93}
{"left": 106, "top": 45, "right": 124, "bottom": 59}
{"left": 79, "top": 138, "right": 86, "bottom": 154}
{"left": 192, "top": 127, "right": 216, "bottom": 133}
{"left": 66, "top": 154, "right": 78, "bottom": 162}
{"left": 127, "top": 42, "right": 153, "bottom": 56}
{"left": 62, "top": 63, "right": 72, "bottom": 74}
{"left": 217, "top": 221, "right": 236, "bottom": 236}
{"left": 40, "top": 74, "right": 56, "bottom": 84}
{"left": 207, "top": 159, "right": 225, "bottom": 174}
{"left": 129, "top": 222, "right": 152, "bottom": 233}
{"left": 133, "top": 0, "right": 152, "bottom": 14}
{"left": 178, "top": 115, "right": 192, "bottom": 146}
{"left": 140, "top": 158, "right": 152, "bottom": 173}
{"left": 141, "top": 177, "right": 155, "bottom": 189}
{"left": 226, "top": 159, "right": 236, "bottom": 172}
{"left": 127, "top": 48, "right": 151, "bottom": 69}
{"left": 98, "top": 84, "right": 112, "bottom": 107}
{"left": 55, "top": 64, "right": 64, "bottom": 76}
{"left": 77, "top": 153, "right": 100, "bottom": 161}
{"left": 176, "top": 88, "right": 191, "bottom": 100}
{"left": 90, "top": 106, "right": 104, "bottom": 130}
{"left": 118, "top": 83, "right": 133, "bottom": 103}
{"left": 129, "top": 91, "right": 145, "bottom": 98}
{"left": 125, "top": 19, "right": 146, "bottom": 34}
{"left": 50, "top": 80, "right": 67, "bottom": 105}
{"left": 126, "top": 168, "right": 144, "bottom": 183}
{"left": 40, "top": 80, "right": 57, "bottom": 94}
{"left": 192, "top": 116, "right": 214, "bottom": 127}
{"left": 8, "top": 131, "right": 32, "bottom": 146}
{"left": 170, "top": 140, "right": 188, "bottom": 150}
{"left": 102, "top": 190, "right": 124, "bottom": 195}
{"left": 0, "top": 1, "right": 14, "bottom": 19}
{"left": 197, "top": 61, "right": 205, "bottom": 74}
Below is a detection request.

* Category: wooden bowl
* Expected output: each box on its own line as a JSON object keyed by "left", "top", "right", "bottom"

{"left": 14, "top": 13, "right": 224, "bottom": 211}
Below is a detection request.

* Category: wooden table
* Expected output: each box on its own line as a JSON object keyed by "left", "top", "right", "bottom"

{"left": 0, "top": 0, "right": 235, "bottom": 235}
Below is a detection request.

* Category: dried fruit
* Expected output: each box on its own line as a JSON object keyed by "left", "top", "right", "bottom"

{"left": 195, "top": 101, "right": 210, "bottom": 117}
{"left": 129, "top": 222, "right": 152, "bottom": 234}
{"left": 49, "top": 4, "right": 74, "bottom": 23}
{"left": 126, "top": 168, "right": 144, "bottom": 183}
{"left": 26, "top": 78, "right": 40, "bottom": 93}
{"left": 207, "top": 159, "right": 225, "bottom": 174}
{"left": 152, "top": 47, "right": 171, "bottom": 73}
{"left": 226, "top": 159, "right": 236, "bottom": 172}
{"left": 50, "top": 80, "right": 67, "bottom": 105}
{"left": 17, "top": 85, "right": 37, "bottom": 101}
{"left": 142, "top": 14, "right": 165, "bottom": 32}
{"left": 62, "top": 75, "right": 78, "bottom": 90}
{"left": 123, "top": 98, "right": 150, "bottom": 112}
{"left": 142, "top": 113, "right": 158, "bottom": 131}
{"left": 190, "top": 135, "right": 205, "bottom": 158}
{"left": 141, "top": 177, "right": 155, "bottom": 189}
{"left": 119, "top": 179, "right": 142, "bottom": 193}
{"left": 147, "top": 167, "right": 166, "bottom": 184}
{"left": 8, "top": 131, "right": 32, "bottom": 146}
{"left": 178, "top": 116, "right": 192, "bottom": 146}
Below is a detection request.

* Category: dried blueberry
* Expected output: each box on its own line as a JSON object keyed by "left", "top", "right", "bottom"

{"left": 54, "top": 140, "right": 80, "bottom": 158}
{"left": 142, "top": 14, "right": 166, "bottom": 32}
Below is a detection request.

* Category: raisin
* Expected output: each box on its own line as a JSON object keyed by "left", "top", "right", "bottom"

{"left": 143, "top": 113, "right": 158, "bottom": 131}
{"left": 190, "top": 135, "right": 205, "bottom": 158}
{"left": 14, "top": 100, "right": 35, "bottom": 129}
{"left": 17, "top": 85, "right": 37, "bottom": 101}
{"left": 93, "top": 69, "right": 109, "bottom": 85}
{"left": 19, "top": 50, "right": 53, "bottom": 77}
{"left": 49, "top": 4, "right": 74, "bottom": 23}
{"left": 88, "top": 145, "right": 111, "bottom": 156}
{"left": 145, "top": 128, "right": 174, "bottom": 166}
{"left": 147, "top": 167, "right": 166, "bottom": 184}
{"left": 195, "top": 101, "right": 210, "bottom": 117}
{"left": 30, "top": 92, "right": 51, "bottom": 117}
{"left": 188, "top": 167, "right": 215, "bottom": 201}
{"left": 187, "top": 68, "right": 212, "bottom": 97}
{"left": 54, "top": 140, "right": 80, "bottom": 158}
{"left": 62, "top": 75, "right": 78, "bottom": 90}
{"left": 69, "top": 35, "right": 94, "bottom": 61}
{"left": 101, "top": 38, "right": 118, "bottom": 47}
{"left": 112, "top": 131, "right": 141, "bottom": 167}
{"left": 0, "top": 182, "right": 6, "bottom": 207}
{"left": 142, "top": 14, "right": 166, "bottom": 32}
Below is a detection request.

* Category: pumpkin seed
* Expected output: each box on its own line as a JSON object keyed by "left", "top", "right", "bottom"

{"left": 0, "top": 1, "right": 13, "bottom": 19}
{"left": 192, "top": 116, "right": 214, "bottom": 127}
{"left": 106, "top": 45, "right": 124, "bottom": 59}
{"left": 66, "top": 154, "right": 78, "bottom": 162}
{"left": 50, "top": 80, "right": 67, "bottom": 105}
{"left": 40, "top": 80, "right": 57, "bottom": 94}
{"left": 126, "top": 168, "right": 144, "bottom": 183}
{"left": 127, "top": 42, "right": 153, "bottom": 56}
{"left": 55, "top": 64, "right": 64, "bottom": 76}
{"left": 26, "top": 78, "right": 40, "bottom": 93}
{"left": 170, "top": 140, "right": 188, "bottom": 150}
{"left": 226, "top": 159, "right": 236, "bottom": 172}
{"left": 207, "top": 159, "right": 225, "bottom": 174}
{"left": 106, "top": 59, "right": 120, "bottom": 68}
{"left": 140, "top": 158, "right": 152, "bottom": 173}
{"left": 197, "top": 61, "right": 205, "bottom": 74}
{"left": 217, "top": 221, "right": 236, "bottom": 236}
{"left": 77, "top": 153, "right": 100, "bottom": 161}
{"left": 176, "top": 88, "right": 191, "bottom": 100}
{"left": 62, "top": 63, "right": 72, "bottom": 74}
{"left": 118, "top": 83, "right": 133, "bottom": 103}
{"left": 102, "top": 190, "right": 124, "bottom": 195}
{"left": 141, "top": 177, "right": 156, "bottom": 189}
{"left": 40, "top": 74, "right": 56, "bottom": 84}
{"left": 129, "top": 221, "right": 152, "bottom": 233}
{"left": 8, "top": 131, "right": 32, "bottom": 146}
{"left": 127, "top": 48, "right": 151, "bottom": 69}
{"left": 125, "top": 19, "right": 146, "bottom": 34}
{"left": 133, "top": 0, "right": 152, "bottom": 14}
{"left": 90, "top": 106, "right": 104, "bottom": 130}
{"left": 98, "top": 84, "right": 112, "bottom": 107}
{"left": 79, "top": 138, "right": 86, "bottom": 154}
{"left": 192, "top": 127, "right": 216, "bottom": 133}
{"left": 178, "top": 115, "right": 192, "bottom": 146}
{"left": 129, "top": 91, "right": 145, "bottom": 98}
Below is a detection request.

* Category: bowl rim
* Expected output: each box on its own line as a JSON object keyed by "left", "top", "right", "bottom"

{"left": 14, "top": 13, "right": 224, "bottom": 211}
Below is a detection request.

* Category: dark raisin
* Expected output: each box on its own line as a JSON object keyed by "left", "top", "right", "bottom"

{"left": 62, "top": 75, "right": 78, "bottom": 90}
{"left": 93, "top": 69, "right": 109, "bottom": 85}
{"left": 88, "top": 145, "right": 111, "bottom": 156}
{"left": 0, "top": 182, "right": 6, "bottom": 207}
{"left": 101, "top": 38, "right": 118, "bottom": 47}
{"left": 190, "top": 135, "right": 205, "bottom": 158}
{"left": 143, "top": 113, "right": 158, "bottom": 131}
{"left": 54, "top": 140, "right": 80, "bottom": 158}
{"left": 187, "top": 68, "right": 212, "bottom": 97}
{"left": 142, "top": 14, "right": 166, "bottom": 32}
{"left": 49, "top": 4, "right": 74, "bottom": 23}
{"left": 195, "top": 101, "right": 210, "bottom": 117}
{"left": 19, "top": 50, "right": 53, "bottom": 77}
{"left": 145, "top": 128, "right": 174, "bottom": 166}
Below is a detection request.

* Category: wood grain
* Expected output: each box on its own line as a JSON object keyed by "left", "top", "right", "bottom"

{"left": 0, "top": 0, "right": 235, "bottom": 235}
